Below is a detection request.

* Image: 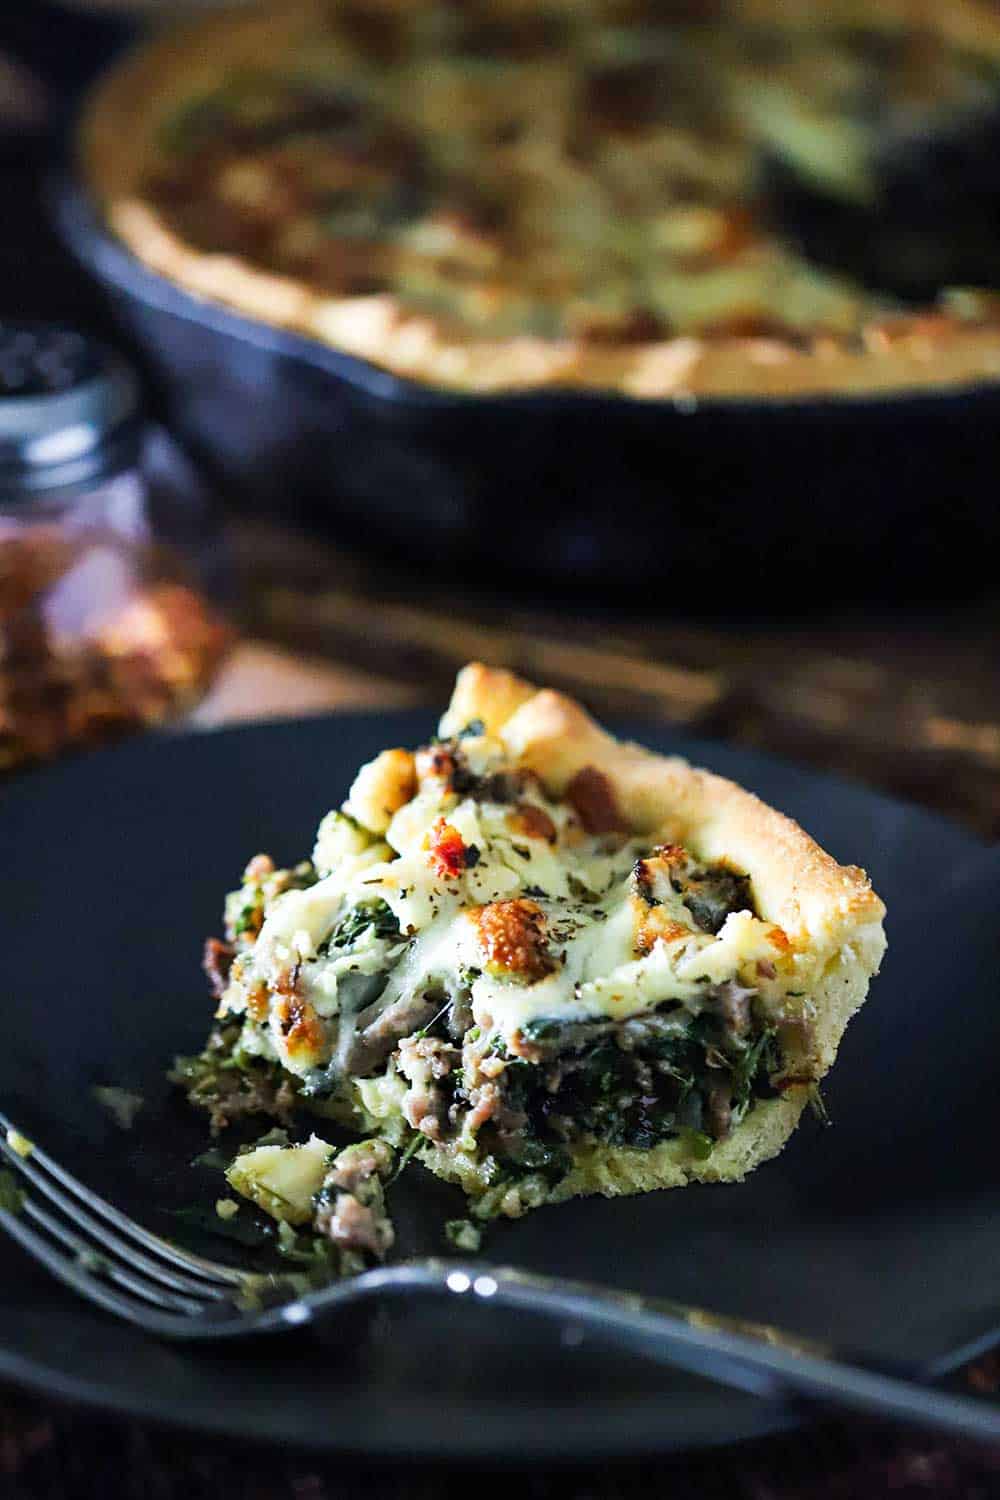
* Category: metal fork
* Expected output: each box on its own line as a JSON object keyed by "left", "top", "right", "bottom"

{"left": 1, "top": 1110, "right": 998, "bottom": 1446}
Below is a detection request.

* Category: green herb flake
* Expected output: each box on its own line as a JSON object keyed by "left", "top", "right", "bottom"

{"left": 276, "top": 1221, "right": 338, "bottom": 1272}
{"left": 0, "top": 1171, "right": 24, "bottom": 1215}
{"left": 808, "top": 1084, "right": 830, "bottom": 1125}
{"left": 243, "top": 1127, "right": 290, "bottom": 1152}
{"left": 390, "top": 1134, "right": 424, "bottom": 1184}
{"left": 445, "top": 1219, "right": 482, "bottom": 1253}
{"left": 191, "top": 1147, "right": 232, "bottom": 1172}
{"left": 680, "top": 1129, "right": 714, "bottom": 1161}
{"left": 5, "top": 1129, "right": 33, "bottom": 1160}
{"left": 93, "top": 1085, "right": 145, "bottom": 1131}
{"left": 76, "top": 1248, "right": 109, "bottom": 1275}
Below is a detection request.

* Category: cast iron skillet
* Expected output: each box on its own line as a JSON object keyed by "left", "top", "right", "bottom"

{"left": 27, "top": 8, "right": 1000, "bottom": 600}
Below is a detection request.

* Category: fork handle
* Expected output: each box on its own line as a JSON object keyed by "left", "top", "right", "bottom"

{"left": 317, "top": 1262, "right": 1000, "bottom": 1446}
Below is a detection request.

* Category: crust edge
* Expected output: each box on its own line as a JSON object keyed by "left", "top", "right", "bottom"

{"left": 447, "top": 664, "right": 886, "bottom": 953}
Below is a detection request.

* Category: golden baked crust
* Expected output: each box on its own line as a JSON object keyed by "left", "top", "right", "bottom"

{"left": 80, "top": 0, "right": 1000, "bottom": 399}
{"left": 489, "top": 671, "right": 884, "bottom": 951}
{"left": 412, "top": 663, "right": 885, "bottom": 1203}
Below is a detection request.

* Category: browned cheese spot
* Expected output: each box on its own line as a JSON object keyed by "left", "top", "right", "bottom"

{"left": 634, "top": 909, "right": 692, "bottom": 957}
{"left": 469, "top": 898, "right": 558, "bottom": 983}
{"left": 274, "top": 993, "right": 325, "bottom": 1062}
{"left": 245, "top": 980, "right": 270, "bottom": 1023}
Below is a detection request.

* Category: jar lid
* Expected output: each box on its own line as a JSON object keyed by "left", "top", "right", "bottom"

{"left": 0, "top": 324, "right": 142, "bottom": 494}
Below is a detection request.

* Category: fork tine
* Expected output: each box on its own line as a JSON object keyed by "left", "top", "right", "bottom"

{"left": 0, "top": 1203, "right": 204, "bottom": 1337}
{"left": 20, "top": 1197, "right": 220, "bottom": 1316}
{"left": 0, "top": 1137, "right": 233, "bottom": 1300}
{"left": 0, "top": 1115, "right": 244, "bottom": 1287}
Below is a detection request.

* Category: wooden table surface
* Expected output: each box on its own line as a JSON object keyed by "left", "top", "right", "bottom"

{"left": 197, "top": 518, "right": 1000, "bottom": 842}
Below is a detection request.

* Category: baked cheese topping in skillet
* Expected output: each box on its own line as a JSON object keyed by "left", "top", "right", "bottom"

{"left": 180, "top": 664, "right": 886, "bottom": 1233}
{"left": 84, "top": 0, "right": 1000, "bottom": 397}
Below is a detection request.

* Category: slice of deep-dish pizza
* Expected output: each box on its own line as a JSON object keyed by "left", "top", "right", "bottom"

{"left": 179, "top": 664, "right": 886, "bottom": 1223}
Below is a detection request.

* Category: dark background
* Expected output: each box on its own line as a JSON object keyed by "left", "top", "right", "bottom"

{"left": 0, "top": 3, "right": 133, "bottom": 322}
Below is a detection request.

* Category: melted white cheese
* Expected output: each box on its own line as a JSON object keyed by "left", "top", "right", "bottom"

{"left": 226, "top": 752, "right": 798, "bottom": 1074}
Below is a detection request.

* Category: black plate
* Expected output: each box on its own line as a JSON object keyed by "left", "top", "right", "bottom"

{"left": 1, "top": 711, "right": 997, "bottom": 1460}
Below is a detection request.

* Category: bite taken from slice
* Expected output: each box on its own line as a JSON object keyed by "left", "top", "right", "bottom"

{"left": 175, "top": 663, "right": 886, "bottom": 1221}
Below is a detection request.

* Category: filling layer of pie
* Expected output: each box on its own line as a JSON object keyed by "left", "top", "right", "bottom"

{"left": 180, "top": 722, "right": 822, "bottom": 1216}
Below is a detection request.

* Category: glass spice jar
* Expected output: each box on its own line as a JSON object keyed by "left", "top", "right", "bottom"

{"left": 0, "top": 324, "right": 233, "bottom": 772}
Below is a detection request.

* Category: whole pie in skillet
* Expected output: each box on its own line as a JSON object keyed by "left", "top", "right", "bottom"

{"left": 82, "top": 0, "right": 1000, "bottom": 398}
{"left": 177, "top": 664, "right": 886, "bottom": 1233}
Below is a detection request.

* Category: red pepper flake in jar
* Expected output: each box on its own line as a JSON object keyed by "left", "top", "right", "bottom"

{"left": 0, "top": 528, "right": 232, "bottom": 775}
{"left": 0, "top": 328, "right": 233, "bottom": 775}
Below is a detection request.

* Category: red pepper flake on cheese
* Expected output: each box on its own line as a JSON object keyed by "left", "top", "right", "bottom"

{"left": 425, "top": 816, "right": 477, "bottom": 878}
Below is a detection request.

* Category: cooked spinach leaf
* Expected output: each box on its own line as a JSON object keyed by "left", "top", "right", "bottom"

{"left": 0, "top": 1171, "right": 24, "bottom": 1215}
{"left": 683, "top": 868, "right": 754, "bottom": 935}
{"left": 322, "top": 899, "right": 401, "bottom": 953}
